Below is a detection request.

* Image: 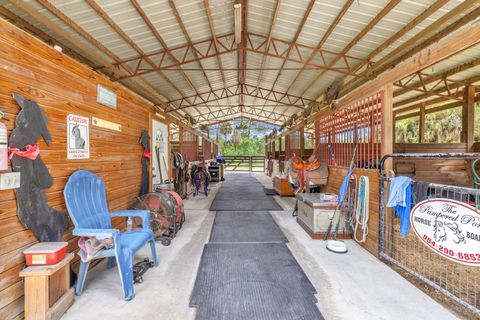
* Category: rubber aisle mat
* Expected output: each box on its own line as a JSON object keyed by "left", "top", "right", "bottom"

{"left": 190, "top": 243, "right": 323, "bottom": 320}
{"left": 210, "top": 211, "right": 287, "bottom": 243}
{"left": 209, "top": 173, "right": 282, "bottom": 211}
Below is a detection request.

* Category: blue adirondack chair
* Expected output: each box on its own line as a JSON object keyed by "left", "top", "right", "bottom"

{"left": 63, "top": 170, "right": 158, "bottom": 300}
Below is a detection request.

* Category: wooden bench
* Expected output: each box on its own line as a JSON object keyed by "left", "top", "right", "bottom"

{"left": 19, "top": 253, "right": 74, "bottom": 320}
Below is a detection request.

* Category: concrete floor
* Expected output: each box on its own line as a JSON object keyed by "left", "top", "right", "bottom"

{"left": 62, "top": 172, "right": 457, "bottom": 320}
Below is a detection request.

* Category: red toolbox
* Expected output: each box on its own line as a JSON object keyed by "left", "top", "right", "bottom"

{"left": 24, "top": 242, "right": 68, "bottom": 266}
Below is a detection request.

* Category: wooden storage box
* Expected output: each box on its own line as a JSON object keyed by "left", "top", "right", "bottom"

{"left": 274, "top": 175, "right": 294, "bottom": 196}
{"left": 296, "top": 193, "right": 351, "bottom": 239}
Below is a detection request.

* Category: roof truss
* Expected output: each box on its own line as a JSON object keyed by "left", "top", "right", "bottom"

{"left": 165, "top": 84, "right": 311, "bottom": 111}
{"left": 2, "top": 0, "right": 479, "bottom": 127}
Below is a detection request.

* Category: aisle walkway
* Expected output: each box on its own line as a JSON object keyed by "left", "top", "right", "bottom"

{"left": 191, "top": 173, "right": 323, "bottom": 320}
{"left": 61, "top": 172, "right": 457, "bottom": 320}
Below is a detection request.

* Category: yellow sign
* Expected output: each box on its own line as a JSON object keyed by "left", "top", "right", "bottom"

{"left": 92, "top": 117, "right": 122, "bottom": 132}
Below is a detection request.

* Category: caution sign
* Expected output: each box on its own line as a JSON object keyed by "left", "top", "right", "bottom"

{"left": 67, "top": 114, "right": 90, "bottom": 159}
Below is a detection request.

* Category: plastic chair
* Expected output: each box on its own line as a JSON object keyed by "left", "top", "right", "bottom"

{"left": 63, "top": 170, "right": 158, "bottom": 300}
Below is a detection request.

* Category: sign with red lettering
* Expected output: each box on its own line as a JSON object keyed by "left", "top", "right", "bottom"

{"left": 67, "top": 114, "right": 89, "bottom": 159}
{"left": 411, "top": 198, "right": 480, "bottom": 266}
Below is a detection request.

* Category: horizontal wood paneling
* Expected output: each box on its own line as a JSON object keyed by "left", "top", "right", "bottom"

{"left": 325, "top": 166, "right": 380, "bottom": 256}
{"left": 393, "top": 143, "right": 472, "bottom": 186}
{"left": 0, "top": 18, "right": 156, "bottom": 319}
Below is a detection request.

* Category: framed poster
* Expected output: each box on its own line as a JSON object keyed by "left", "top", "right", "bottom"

{"left": 67, "top": 114, "right": 90, "bottom": 159}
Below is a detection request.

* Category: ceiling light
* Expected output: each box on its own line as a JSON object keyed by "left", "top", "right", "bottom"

{"left": 53, "top": 45, "right": 63, "bottom": 52}
{"left": 234, "top": 0, "right": 242, "bottom": 45}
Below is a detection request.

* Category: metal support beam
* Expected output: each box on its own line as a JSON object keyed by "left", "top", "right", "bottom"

{"left": 393, "top": 73, "right": 465, "bottom": 102}
{"left": 340, "top": 2, "right": 480, "bottom": 97}
{"left": 204, "top": 0, "right": 233, "bottom": 106}
{"left": 394, "top": 57, "right": 480, "bottom": 98}
{"left": 394, "top": 75, "right": 480, "bottom": 109}
{"left": 165, "top": 84, "right": 311, "bottom": 111}
{"left": 332, "top": 0, "right": 450, "bottom": 96}
{"left": 299, "top": 0, "right": 401, "bottom": 101}
{"left": 111, "top": 30, "right": 370, "bottom": 81}
{"left": 0, "top": 6, "right": 97, "bottom": 67}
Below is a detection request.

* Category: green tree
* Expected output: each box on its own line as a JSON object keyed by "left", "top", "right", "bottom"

{"left": 424, "top": 107, "right": 461, "bottom": 143}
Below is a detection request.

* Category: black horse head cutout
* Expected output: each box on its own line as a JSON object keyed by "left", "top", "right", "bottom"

{"left": 139, "top": 130, "right": 150, "bottom": 196}
{"left": 10, "top": 93, "right": 67, "bottom": 242}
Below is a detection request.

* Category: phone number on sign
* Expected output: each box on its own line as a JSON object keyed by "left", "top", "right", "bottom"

{"left": 422, "top": 234, "right": 480, "bottom": 261}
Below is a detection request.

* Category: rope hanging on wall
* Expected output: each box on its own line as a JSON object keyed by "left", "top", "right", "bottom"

{"left": 354, "top": 175, "right": 369, "bottom": 243}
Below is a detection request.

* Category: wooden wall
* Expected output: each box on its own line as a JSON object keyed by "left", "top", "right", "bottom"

{"left": 393, "top": 143, "right": 472, "bottom": 186}
{"left": 0, "top": 19, "right": 155, "bottom": 319}
{"left": 325, "top": 166, "right": 380, "bottom": 256}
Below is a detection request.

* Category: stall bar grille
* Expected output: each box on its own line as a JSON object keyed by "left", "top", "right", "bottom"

{"left": 315, "top": 90, "right": 383, "bottom": 169}
{"left": 379, "top": 153, "right": 480, "bottom": 316}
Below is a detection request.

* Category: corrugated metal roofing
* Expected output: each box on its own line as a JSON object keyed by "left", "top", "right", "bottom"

{"left": 0, "top": 0, "right": 478, "bottom": 126}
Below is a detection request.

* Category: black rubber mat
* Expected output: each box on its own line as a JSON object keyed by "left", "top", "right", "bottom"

{"left": 264, "top": 188, "right": 276, "bottom": 195}
{"left": 209, "top": 173, "right": 282, "bottom": 211}
{"left": 210, "top": 199, "right": 282, "bottom": 211}
{"left": 190, "top": 243, "right": 323, "bottom": 320}
{"left": 193, "top": 172, "right": 322, "bottom": 319}
{"left": 210, "top": 211, "right": 287, "bottom": 243}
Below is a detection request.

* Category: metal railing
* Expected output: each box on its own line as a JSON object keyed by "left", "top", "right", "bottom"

{"left": 222, "top": 156, "right": 265, "bottom": 172}
{"left": 379, "top": 153, "right": 480, "bottom": 316}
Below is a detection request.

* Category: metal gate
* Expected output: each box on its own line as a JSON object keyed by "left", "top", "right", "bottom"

{"left": 223, "top": 156, "right": 265, "bottom": 171}
{"left": 379, "top": 153, "right": 480, "bottom": 316}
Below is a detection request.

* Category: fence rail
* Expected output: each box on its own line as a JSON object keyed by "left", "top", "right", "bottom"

{"left": 223, "top": 156, "right": 265, "bottom": 172}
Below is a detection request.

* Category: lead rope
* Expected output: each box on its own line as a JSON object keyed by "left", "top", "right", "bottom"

{"left": 354, "top": 175, "right": 369, "bottom": 243}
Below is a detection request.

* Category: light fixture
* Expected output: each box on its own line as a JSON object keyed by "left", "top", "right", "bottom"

{"left": 234, "top": 0, "right": 242, "bottom": 45}
{"left": 155, "top": 112, "right": 166, "bottom": 120}
{"left": 53, "top": 44, "right": 63, "bottom": 52}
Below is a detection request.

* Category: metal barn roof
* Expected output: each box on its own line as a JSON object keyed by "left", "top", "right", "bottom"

{"left": 1, "top": 0, "right": 479, "bottom": 126}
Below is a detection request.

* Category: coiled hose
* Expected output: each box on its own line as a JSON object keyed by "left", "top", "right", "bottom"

{"left": 354, "top": 176, "right": 369, "bottom": 243}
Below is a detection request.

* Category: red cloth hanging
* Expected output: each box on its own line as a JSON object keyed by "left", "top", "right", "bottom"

{"left": 9, "top": 144, "right": 40, "bottom": 160}
{"left": 143, "top": 149, "right": 151, "bottom": 160}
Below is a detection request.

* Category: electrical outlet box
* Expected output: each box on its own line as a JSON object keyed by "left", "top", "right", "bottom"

{"left": 0, "top": 172, "right": 21, "bottom": 190}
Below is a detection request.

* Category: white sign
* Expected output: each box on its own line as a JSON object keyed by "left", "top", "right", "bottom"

{"left": 67, "top": 114, "right": 90, "bottom": 159}
{"left": 411, "top": 198, "right": 480, "bottom": 266}
{"left": 0, "top": 172, "right": 20, "bottom": 190}
{"left": 97, "top": 84, "right": 117, "bottom": 109}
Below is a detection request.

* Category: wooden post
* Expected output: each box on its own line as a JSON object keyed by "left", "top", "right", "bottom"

{"left": 419, "top": 105, "right": 426, "bottom": 143}
{"left": 300, "top": 126, "right": 305, "bottom": 158}
{"left": 179, "top": 126, "right": 184, "bottom": 155}
{"left": 278, "top": 137, "right": 282, "bottom": 160}
{"left": 462, "top": 85, "right": 475, "bottom": 151}
{"left": 382, "top": 84, "right": 394, "bottom": 171}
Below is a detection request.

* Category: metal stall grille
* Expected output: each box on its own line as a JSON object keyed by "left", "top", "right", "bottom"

{"left": 315, "top": 91, "right": 383, "bottom": 169}
{"left": 379, "top": 154, "right": 480, "bottom": 316}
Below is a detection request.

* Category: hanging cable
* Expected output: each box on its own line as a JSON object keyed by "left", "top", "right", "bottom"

{"left": 354, "top": 175, "right": 369, "bottom": 243}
